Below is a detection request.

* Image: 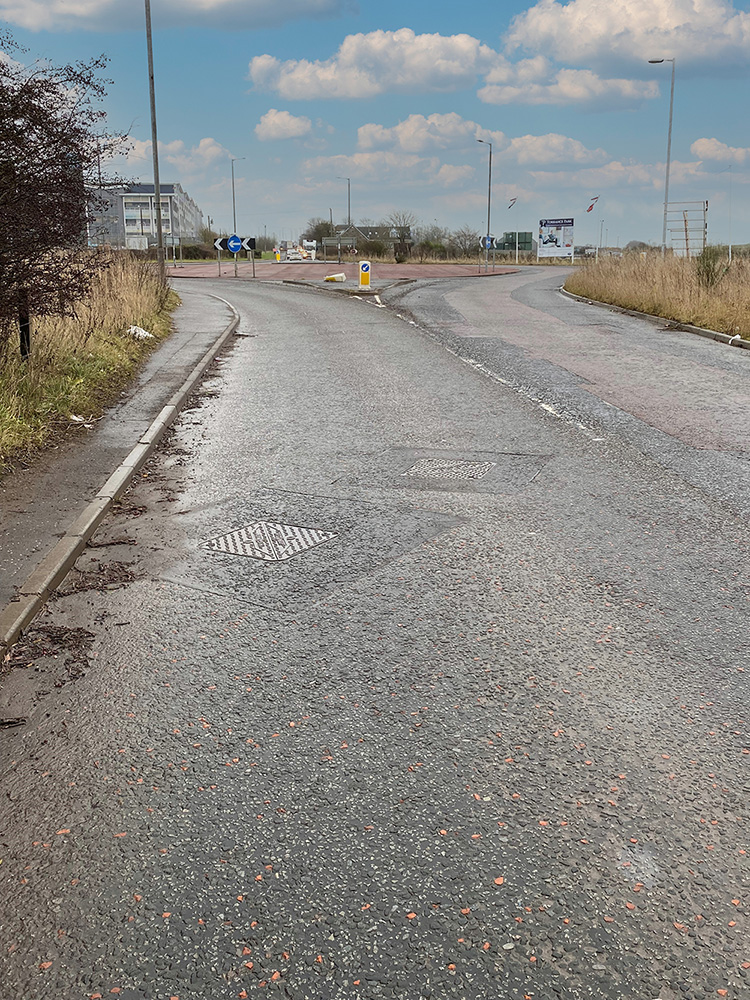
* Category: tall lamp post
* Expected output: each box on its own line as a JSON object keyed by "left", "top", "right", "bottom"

{"left": 336, "top": 176, "right": 351, "bottom": 227}
{"left": 144, "top": 0, "right": 165, "bottom": 283}
{"left": 230, "top": 156, "right": 245, "bottom": 277}
{"left": 648, "top": 57, "right": 675, "bottom": 255}
{"left": 477, "top": 139, "right": 492, "bottom": 272}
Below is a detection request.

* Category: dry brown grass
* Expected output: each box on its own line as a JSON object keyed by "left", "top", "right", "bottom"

{"left": 0, "top": 253, "right": 177, "bottom": 469}
{"left": 564, "top": 252, "right": 750, "bottom": 339}
{"left": 320, "top": 251, "right": 565, "bottom": 266}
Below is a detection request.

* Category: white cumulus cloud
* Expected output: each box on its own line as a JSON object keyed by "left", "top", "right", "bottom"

{"left": 506, "top": 0, "right": 750, "bottom": 69}
{"left": 355, "top": 113, "right": 606, "bottom": 167}
{"left": 114, "top": 137, "right": 230, "bottom": 176}
{"left": 303, "top": 150, "right": 443, "bottom": 186}
{"left": 0, "top": 0, "right": 351, "bottom": 31}
{"left": 255, "top": 109, "right": 313, "bottom": 141}
{"left": 249, "top": 28, "right": 499, "bottom": 99}
{"left": 357, "top": 114, "right": 505, "bottom": 153}
{"left": 691, "top": 137, "right": 749, "bottom": 163}
{"left": 435, "top": 164, "right": 475, "bottom": 186}
{"left": 479, "top": 68, "right": 658, "bottom": 108}
{"left": 506, "top": 133, "right": 608, "bottom": 165}
{"left": 248, "top": 25, "right": 665, "bottom": 108}
{"left": 162, "top": 137, "right": 229, "bottom": 172}
{"left": 530, "top": 158, "right": 708, "bottom": 189}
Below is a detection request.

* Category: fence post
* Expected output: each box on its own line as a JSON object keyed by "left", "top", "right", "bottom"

{"left": 18, "top": 288, "right": 30, "bottom": 360}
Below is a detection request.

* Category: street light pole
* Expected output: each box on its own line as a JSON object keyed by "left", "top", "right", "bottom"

{"left": 649, "top": 57, "right": 675, "bottom": 255}
{"left": 230, "top": 156, "right": 245, "bottom": 278}
{"left": 477, "top": 139, "right": 492, "bottom": 272}
{"left": 144, "top": 0, "right": 165, "bottom": 283}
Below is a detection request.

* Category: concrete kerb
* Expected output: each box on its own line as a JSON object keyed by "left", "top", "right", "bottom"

{"left": 560, "top": 285, "right": 750, "bottom": 352}
{"left": 0, "top": 296, "right": 241, "bottom": 660}
{"left": 0, "top": 597, "right": 43, "bottom": 657}
{"left": 17, "top": 535, "right": 88, "bottom": 600}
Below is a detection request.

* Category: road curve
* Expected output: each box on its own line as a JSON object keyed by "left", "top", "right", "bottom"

{"left": 383, "top": 267, "right": 749, "bottom": 516}
{"left": 0, "top": 275, "right": 747, "bottom": 1000}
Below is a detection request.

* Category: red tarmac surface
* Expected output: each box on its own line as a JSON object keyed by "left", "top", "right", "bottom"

{"left": 169, "top": 260, "right": 518, "bottom": 281}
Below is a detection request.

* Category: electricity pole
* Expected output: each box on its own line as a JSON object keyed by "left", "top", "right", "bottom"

{"left": 144, "top": 0, "right": 165, "bottom": 282}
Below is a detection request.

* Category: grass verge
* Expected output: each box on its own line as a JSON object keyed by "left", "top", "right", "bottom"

{"left": 564, "top": 252, "right": 750, "bottom": 340}
{"left": 0, "top": 254, "right": 178, "bottom": 471}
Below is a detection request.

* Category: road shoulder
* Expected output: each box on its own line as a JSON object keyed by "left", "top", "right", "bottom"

{"left": 0, "top": 285, "right": 239, "bottom": 657}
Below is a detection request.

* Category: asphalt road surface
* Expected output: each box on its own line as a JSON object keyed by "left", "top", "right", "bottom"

{"left": 1, "top": 268, "right": 748, "bottom": 1000}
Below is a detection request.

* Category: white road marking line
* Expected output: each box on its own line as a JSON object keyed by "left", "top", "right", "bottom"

{"left": 376, "top": 300, "right": 603, "bottom": 442}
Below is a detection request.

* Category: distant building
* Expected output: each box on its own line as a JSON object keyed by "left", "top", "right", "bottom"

{"left": 495, "top": 231, "right": 536, "bottom": 253}
{"left": 329, "top": 224, "right": 413, "bottom": 255}
{"left": 88, "top": 183, "right": 204, "bottom": 249}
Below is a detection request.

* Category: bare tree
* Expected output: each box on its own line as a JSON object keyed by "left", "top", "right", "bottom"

{"left": 300, "top": 217, "right": 335, "bottom": 243}
{"left": 387, "top": 210, "right": 416, "bottom": 242}
{"left": 255, "top": 234, "right": 277, "bottom": 253}
{"left": 0, "top": 30, "right": 129, "bottom": 356}
{"left": 449, "top": 225, "right": 482, "bottom": 258}
{"left": 412, "top": 223, "right": 451, "bottom": 261}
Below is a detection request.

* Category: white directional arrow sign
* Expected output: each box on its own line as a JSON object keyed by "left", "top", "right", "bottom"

{"left": 214, "top": 236, "right": 256, "bottom": 252}
{"left": 214, "top": 236, "right": 255, "bottom": 253}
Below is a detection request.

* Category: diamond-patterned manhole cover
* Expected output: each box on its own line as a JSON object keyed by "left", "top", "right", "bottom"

{"left": 402, "top": 458, "right": 496, "bottom": 481}
{"left": 203, "top": 521, "right": 337, "bottom": 562}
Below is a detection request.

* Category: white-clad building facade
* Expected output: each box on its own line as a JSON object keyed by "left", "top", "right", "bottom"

{"left": 88, "top": 183, "right": 204, "bottom": 248}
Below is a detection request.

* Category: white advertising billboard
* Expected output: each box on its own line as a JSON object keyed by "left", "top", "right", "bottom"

{"left": 538, "top": 218, "right": 574, "bottom": 259}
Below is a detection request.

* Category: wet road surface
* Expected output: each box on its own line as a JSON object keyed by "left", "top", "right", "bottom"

{"left": 0, "top": 284, "right": 235, "bottom": 609}
{"left": 1, "top": 270, "right": 748, "bottom": 1000}
{"left": 384, "top": 269, "right": 750, "bottom": 514}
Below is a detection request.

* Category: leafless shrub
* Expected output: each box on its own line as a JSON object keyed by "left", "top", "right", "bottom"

{"left": 0, "top": 29, "right": 132, "bottom": 351}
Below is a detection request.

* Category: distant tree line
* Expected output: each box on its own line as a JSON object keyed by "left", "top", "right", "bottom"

{"left": 299, "top": 211, "right": 486, "bottom": 261}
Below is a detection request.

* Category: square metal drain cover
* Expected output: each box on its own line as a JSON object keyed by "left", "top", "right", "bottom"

{"left": 162, "top": 490, "right": 463, "bottom": 611}
{"left": 204, "top": 520, "right": 337, "bottom": 562}
{"left": 402, "top": 458, "right": 496, "bottom": 481}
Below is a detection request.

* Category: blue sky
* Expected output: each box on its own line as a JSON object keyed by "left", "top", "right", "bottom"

{"left": 4, "top": 0, "right": 750, "bottom": 247}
